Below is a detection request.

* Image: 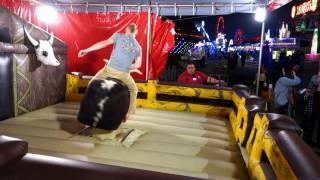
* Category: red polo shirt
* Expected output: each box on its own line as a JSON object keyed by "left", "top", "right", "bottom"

{"left": 177, "top": 71, "right": 208, "bottom": 85}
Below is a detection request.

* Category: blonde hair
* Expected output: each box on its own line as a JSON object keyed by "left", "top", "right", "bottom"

{"left": 127, "top": 23, "right": 137, "bottom": 33}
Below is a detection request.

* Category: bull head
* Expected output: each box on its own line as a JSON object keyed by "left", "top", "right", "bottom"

{"left": 24, "top": 26, "right": 60, "bottom": 66}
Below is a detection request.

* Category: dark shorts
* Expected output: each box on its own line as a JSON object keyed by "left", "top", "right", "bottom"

{"left": 276, "top": 103, "right": 289, "bottom": 115}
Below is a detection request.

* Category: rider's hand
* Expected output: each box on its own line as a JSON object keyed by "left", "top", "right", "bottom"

{"left": 78, "top": 49, "right": 88, "bottom": 58}
{"left": 129, "top": 69, "right": 142, "bottom": 75}
{"left": 292, "top": 70, "right": 296, "bottom": 77}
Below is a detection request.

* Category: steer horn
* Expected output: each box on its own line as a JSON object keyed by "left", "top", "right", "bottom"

{"left": 24, "top": 26, "right": 39, "bottom": 48}
{"left": 48, "top": 32, "right": 54, "bottom": 45}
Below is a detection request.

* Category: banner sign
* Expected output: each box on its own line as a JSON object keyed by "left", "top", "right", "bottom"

{"left": 291, "top": 0, "right": 319, "bottom": 18}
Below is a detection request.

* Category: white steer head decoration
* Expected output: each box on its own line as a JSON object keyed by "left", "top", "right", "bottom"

{"left": 24, "top": 26, "right": 60, "bottom": 66}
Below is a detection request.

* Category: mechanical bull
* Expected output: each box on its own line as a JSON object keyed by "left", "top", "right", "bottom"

{"left": 24, "top": 26, "right": 60, "bottom": 66}
{"left": 78, "top": 77, "right": 130, "bottom": 131}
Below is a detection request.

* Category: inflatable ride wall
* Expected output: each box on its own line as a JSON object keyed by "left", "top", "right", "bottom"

{"left": 0, "top": 6, "right": 67, "bottom": 120}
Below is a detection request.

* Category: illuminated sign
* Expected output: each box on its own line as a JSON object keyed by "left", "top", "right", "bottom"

{"left": 269, "top": 38, "right": 296, "bottom": 47}
{"left": 291, "top": 0, "right": 319, "bottom": 18}
{"left": 311, "top": 28, "right": 318, "bottom": 54}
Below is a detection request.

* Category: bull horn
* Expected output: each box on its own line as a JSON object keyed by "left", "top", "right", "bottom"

{"left": 48, "top": 32, "right": 54, "bottom": 45}
{"left": 24, "top": 26, "right": 39, "bottom": 47}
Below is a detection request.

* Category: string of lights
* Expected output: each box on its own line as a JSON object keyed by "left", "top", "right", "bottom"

{"left": 176, "top": 33, "right": 203, "bottom": 38}
{"left": 170, "top": 41, "right": 195, "bottom": 54}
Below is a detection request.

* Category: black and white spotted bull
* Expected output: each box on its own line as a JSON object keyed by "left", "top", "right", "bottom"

{"left": 24, "top": 26, "right": 60, "bottom": 66}
{"left": 78, "top": 77, "right": 130, "bottom": 130}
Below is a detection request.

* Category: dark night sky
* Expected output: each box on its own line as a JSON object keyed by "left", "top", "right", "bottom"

{"left": 265, "top": 0, "right": 293, "bottom": 38}
{"left": 166, "top": 14, "right": 262, "bottom": 41}
{"left": 165, "top": 2, "right": 294, "bottom": 42}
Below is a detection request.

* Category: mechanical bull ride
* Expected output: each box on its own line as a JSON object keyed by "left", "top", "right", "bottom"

{"left": 78, "top": 78, "right": 130, "bottom": 131}
{"left": 1, "top": 6, "right": 320, "bottom": 180}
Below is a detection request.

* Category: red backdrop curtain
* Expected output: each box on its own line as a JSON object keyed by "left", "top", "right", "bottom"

{"left": 1, "top": 0, "right": 175, "bottom": 80}
{"left": 150, "top": 15, "right": 175, "bottom": 79}
{"left": 51, "top": 12, "right": 149, "bottom": 80}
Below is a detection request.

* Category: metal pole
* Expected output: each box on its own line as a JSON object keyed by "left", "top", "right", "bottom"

{"left": 145, "top": 3, "right": 151, "bottom": 80}
{"left": 318, "top": 61, "right": 320, "bottom": 91}
{"left": 256, "top": 21, "right": 265, "bottom": 96}
{"left": 30, "top": 1, "right": 265, "bottom": 8}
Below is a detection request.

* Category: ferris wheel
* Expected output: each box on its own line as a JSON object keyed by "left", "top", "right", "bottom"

{"left": 216, "top": 16, "right": 225, "bottom": 35}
